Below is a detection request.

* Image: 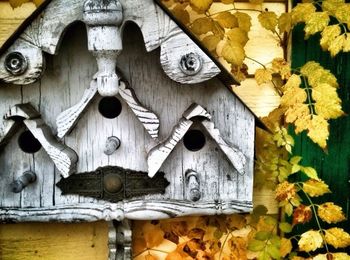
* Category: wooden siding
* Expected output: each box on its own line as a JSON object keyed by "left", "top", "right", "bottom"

{"left": 0, "top": 1, "right": 283, "bottom": 259}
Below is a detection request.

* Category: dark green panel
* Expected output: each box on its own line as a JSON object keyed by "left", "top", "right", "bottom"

{"left": 292, "top": 24, "right": 350, "bottom": 232}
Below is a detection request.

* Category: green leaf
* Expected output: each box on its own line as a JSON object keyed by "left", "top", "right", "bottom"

{"left": 290, "top": 156, "right": 302, "bottom": 165}
{"left": 267, "top": 244, "right": 281, "bottom": 259}
{"left": 253, "top": 205, "right": 268, "bottom": 216}
{"left": 279, "top": 222, "right": 293, "bottom": 233}
{"left": 255, "top": 231, "right": 271, "bottom": 241}
{"left": 264, "top": 216, "right": 277, "bottom": 225}
{"left": 248, "top": 239, "right": 265, "bottom": 252}
{"left": 301, "top": 166, "right": 319, "bottom": 180}
{"left": 234, "top": 11, "right": 252, "bottom": 32}
{"left": 258, "top": 251, "right": 271, "bottom": 260}
{"left": 291, "top": 164, "right": 301, "bottom": 174}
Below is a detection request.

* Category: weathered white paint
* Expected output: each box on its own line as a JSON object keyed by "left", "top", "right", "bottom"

{"left": 0, "top": 0, "right": 220, "bottom": 86}
{"left": 56, "top": 80, "right": 98, "bottom": 139}
{"left": 3, "top": 104, "right": 78, "bottom": 178}
{"left": 0, "top": 39, "right": 44, "bottom": 85}
{"left": 119, "top": 82, "right": 160, "bottom": 139}
{"left": 201, "top": 119, "right": 246, "bottom": 176}
{"left": 0, "top": 3, "right": 255, "bottom": 224}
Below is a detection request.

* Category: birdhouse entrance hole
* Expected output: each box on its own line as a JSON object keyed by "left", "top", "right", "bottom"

{"left": 18, "top": 130, "right": 42, "bottom": 154}
{"left": 98, "top": 97, "right": 122, "bottom": 119}
{"left": 183, "top": 129, "right": 206, "bottom": 151}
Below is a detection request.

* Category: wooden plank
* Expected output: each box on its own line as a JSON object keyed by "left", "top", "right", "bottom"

{"left": 0, "top": 221, "right": 109, "bottom": 260}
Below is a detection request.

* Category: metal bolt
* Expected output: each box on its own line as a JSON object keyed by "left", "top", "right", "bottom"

{"left": 179, "top": 52, "right": 203, "bottom": 76}
{"left": 104, "top": 173, "right": 123, "bottom": 193}
{"left": 10, "top": 171, "right": 37, "bottom": 193}
{"left": 5, "top": 52, "right": 28, "bottom": 76}
{"left": 104, "top": 136, "right": 121, "bottom": 155}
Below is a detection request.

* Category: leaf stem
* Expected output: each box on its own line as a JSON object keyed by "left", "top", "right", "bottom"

{"left": 301, "top": 76, "right": 316, "bottom": 115}
{"left": 296, "top": 183, "right": 329, "bottom": 253}
{"left": 246, "top": 56, "right": 267, "bottom": 68}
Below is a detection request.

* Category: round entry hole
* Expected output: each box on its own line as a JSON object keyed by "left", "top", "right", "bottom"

{"left": 18, "top": 130, "right": 42, "bottom": 154}
{"left": 98, "top": 97, "right": 122, "bottom": 119}
{"left": 183, "top": 129, "right": 206, "bottom": 152}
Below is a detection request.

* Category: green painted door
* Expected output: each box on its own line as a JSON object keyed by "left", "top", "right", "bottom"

{"left": 292, "top": 24, "right": 350, "bottom": 232}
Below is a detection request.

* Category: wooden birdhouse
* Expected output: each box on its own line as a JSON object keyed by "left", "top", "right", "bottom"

{"left": 0, "top": 0, "right": 263, "bottom": 258}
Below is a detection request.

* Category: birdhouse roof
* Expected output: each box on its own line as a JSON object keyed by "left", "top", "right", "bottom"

{"left": 0, "top": 0, "right": 268, "bottom": 130}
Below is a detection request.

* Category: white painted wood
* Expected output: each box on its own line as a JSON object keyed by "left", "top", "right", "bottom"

{"left": 4, "top": 104, "right": 78, "bottom": 178}
{"left": 147, "top": 104, "right": 210, "bottom": 178}
{"left": 0, "top": 22, "right": 255, "bottom": 222}
{"left": 0, "top": 119, "right": 16, "bottom": 146}
{"left": 147, "top": 118, "right": 192, "bottom": 178}
{"left": 108, "top": 221, "right": 117, "bottom": 260}
{"left": 119, "top": 81, "right": 160, "bottom": 139}
{"left": 201, "top": 119, "right": 246, "bottom": 176}
{"left": 115, "top": 220, "right": 132, "bottom": 260}
{"left": 24, "top": 118, "right": 78, "bottom": 178}
{"left": 0, "top": 199, "right": 252, "bottom": 222}
{"left": 0, "top": 39, "right": 44, "bottom": 85}
{"left": 0, "top": 0, "right": 220, "bottom": 86}
{"left": 56, "top": 81, "right": 98, "bottom": 139}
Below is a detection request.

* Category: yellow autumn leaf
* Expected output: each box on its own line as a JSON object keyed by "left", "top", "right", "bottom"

{"left": 172, "top": 5, "right": 190, "bottom": 25}
{"left": 294, "top": 113, "right": 312, "bottom": 134}
{"left": 343, "top": 33, "right": 350, "bottom": 52}
{"left": 298, "top": 230, "right": 323, "bottom": 252}
{"left": 324, "top": 228, "right": 350, "bottom": 248}
{"left": 191, "top": 17, "right": 213, "bottom": 35}
{"left": 329, "top": 34, "right": 345, "bottom": 57}
{"left": 285, "top": 103, "right": 309, "bottom": 124}
{"left": 314, "top": 99, "right": 344, "bottom": 120}
{"left": 320, "top": 25, "right": 341, "bottom": 51}
{"left": 332, "top": 253, "right": 350, "bottom": 260}
{"left": 307, "top": 115, "right": 329, "bottom": 149}
{"left": 258, "top": 11, "right": 278, "bottom": 31}
{"left": 305, "top": 66, "right": 338, "bottom": 88}
{"left": 317, "top": 202, "right": 346, "bottom": 224}
{"left": 312, "top": 83, "right": 339, "bottom": 102}
{"left": 202, "top": 35, "right": 221, "bottom": 51}
{"left": 226, "top": 28, "right": 249, "bottom": 46}
{"left": 280, "top": 238, "right": 292, "bottom": 258}
{"left": 32, "top": 0, "right": 44, "bottom": 6}
{"left": 272, "top": 58, "right": 291, "bottom": 79}
{"left": 303, "top": 179, "right": 331, "bottom": 197}
{"left": 278, "top": 13, "right": 292, "bottom": 33}
{"left": 234, "top": 12, "right": 252, "bottom": 32}
{"left": 255, "top": 68, "right": 272, "bottom": 85}
{"left": 291, "top": 3, "right": 316, "bottom": 24}
{"left": 222, "top": 40, "right": 245, "bottom": 66}
{"left": 304, "top": 12, "right": 330, "bottom": 38}
{"left": 280, "top": 86, "right": 307, "bottom": 107}
{"left": 190, "top": 0, "right": 213, "bottom": 13}
{"left": 322, "top": 0, "right": 345, "bottom": 15}
{"left": 334, "top": 3, "right": 350, "bottom": 24}
{"left": 214, "top": 11, "right": 238, "bottom": 28}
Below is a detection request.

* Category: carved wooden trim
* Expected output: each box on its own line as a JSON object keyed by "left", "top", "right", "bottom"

{"left": 115, "top": 220, "right": 132, "bottom": 260}
{"left": 119, "top": 82, "right": 160, "bottom": 139}
{"left": 3, "top": 103, "right": 78, "bottom": 178}
{"left": 146, "top": 103, "right": 246, "bottom": 178}
{"left": 0, "top": 200, "right": 253, "bottom": 222}
{"left": 201, "top": 119, "right": 247, "bottom": 176}
{"left": 56, "top": 80, "right": 98, "bottom": 139}
{"left": 0, "top": 119, "right": 17, "bottom": 148}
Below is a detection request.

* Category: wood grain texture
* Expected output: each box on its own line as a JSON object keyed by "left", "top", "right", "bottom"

{"left": 0, "top": 22, "right": 255, "bottom": 220}
{"left": 0, "top": 221, "right": 109, "bottom": 260}
{"left": 119, "top": 82, "right": 160, "bottom": 139}
{"left": 3, "top": 103, "right": 78, "bottom": 178}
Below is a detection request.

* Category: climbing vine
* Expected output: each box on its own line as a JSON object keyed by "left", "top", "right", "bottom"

{"left": 133, "top": 0, "right": 350, "bottom": 259}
